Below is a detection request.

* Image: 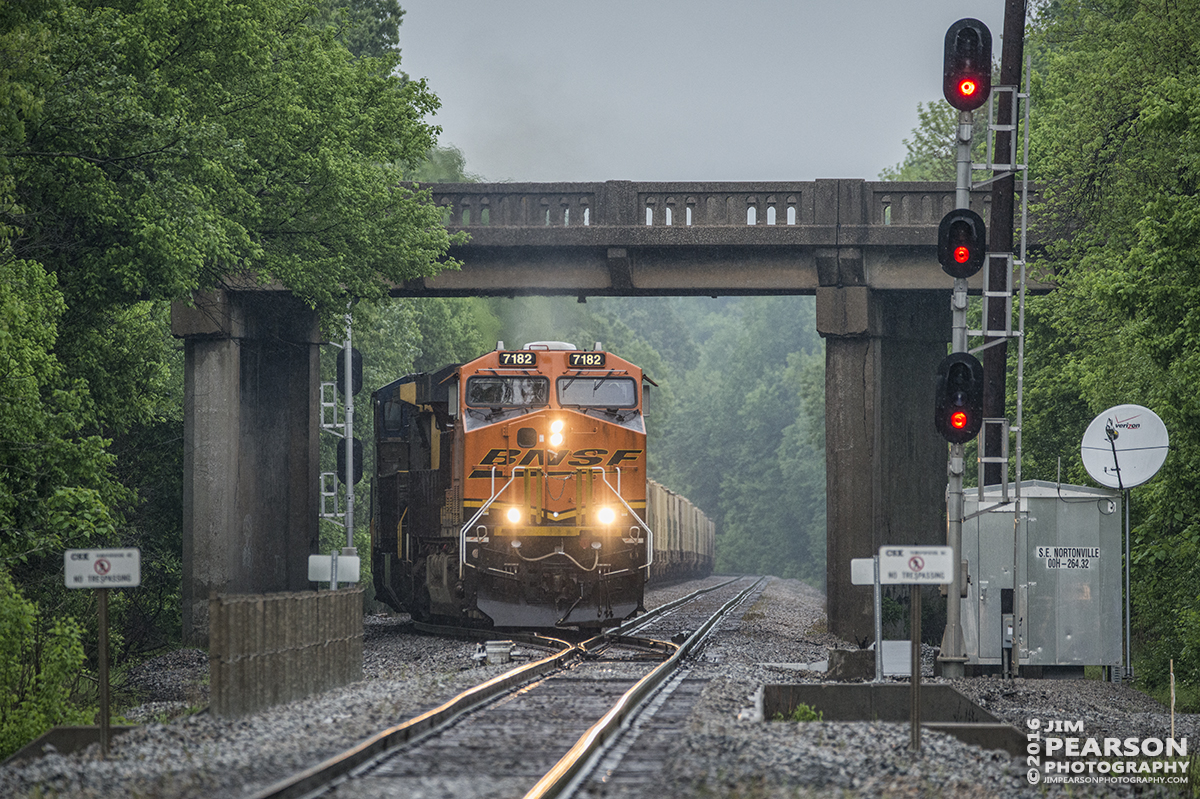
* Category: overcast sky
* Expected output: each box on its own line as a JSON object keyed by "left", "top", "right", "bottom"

{"left": 396, "top": 1, "right": 1011, "bottom": 183}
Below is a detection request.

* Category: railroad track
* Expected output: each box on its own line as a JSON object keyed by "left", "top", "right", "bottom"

{"left": 249, "top": 575, "right": 765, "bottom": 799}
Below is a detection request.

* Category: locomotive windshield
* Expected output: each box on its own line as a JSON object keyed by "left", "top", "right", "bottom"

{"left": 557, "top": 376, "right": 637, "bottom": 408}
{"left": 465, "top": 376, "right": 549, "bottom": 408}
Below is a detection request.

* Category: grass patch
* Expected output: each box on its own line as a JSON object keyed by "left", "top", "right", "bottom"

{"left": 772, "top": 703, "right": 824, "bottom": 722}
{"left": 742, "top": 596, "right": 771, "bottom": 622}
{"left": 1143, "top": 680, "right": 1200, "bottom": 714}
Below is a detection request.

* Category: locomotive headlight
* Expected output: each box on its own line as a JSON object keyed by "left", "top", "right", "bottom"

{"left": 550, "top": 419, "right": 565, "bottom": 433}
{"left": 549, "top": 432, "right": 563, "bottom": 447}
{"left": 597, "top": 507, "right": 616, "bottom": 525}
{"left": 506, "top": 506, "right": 523, "bottom": 524}
{"left": 549, "top": 419, "right": 564, "bottom": 447}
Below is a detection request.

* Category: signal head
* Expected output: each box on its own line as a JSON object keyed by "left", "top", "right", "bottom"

{"left": 934, "top": 352, "right": 984, "bottom": 444}
{"left": 938, "top": 208, "right": 987, "bottom": 279}
{"left": 943, "top": 18, "right": 992, "bottom": 112}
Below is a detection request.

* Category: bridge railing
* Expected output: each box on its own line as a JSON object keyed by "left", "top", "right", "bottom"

{"left": 425, "top": 180, "right": 987, "bottom": 230}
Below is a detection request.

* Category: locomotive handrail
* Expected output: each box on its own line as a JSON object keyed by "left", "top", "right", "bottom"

{"left": 460, "top": 465, "right": 654, "bottom": 573}
{"left": 459, "top": 465, "right": 533, "bottom": 573}
{"left": 592, "top": 467, "right": 654, "bottom": 571}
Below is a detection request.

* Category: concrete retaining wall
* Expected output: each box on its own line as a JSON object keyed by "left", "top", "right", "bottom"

{"left": 209, "top": 589, "right": 363, "bottom": 718}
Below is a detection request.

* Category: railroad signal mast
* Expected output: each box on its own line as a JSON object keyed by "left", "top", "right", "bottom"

{"left": 935, "top": 12, "right": 1032, "bottom": 678}
{"left": 320, "top": 312, "right": 364, "bottom": 573}
{"left": 936, "top": 18, "right": 991, "bottom": 679}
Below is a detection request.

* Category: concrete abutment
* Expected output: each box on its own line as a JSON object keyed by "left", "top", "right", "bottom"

{"left": 174, "top": 290, "right": 320, "bottom": 646}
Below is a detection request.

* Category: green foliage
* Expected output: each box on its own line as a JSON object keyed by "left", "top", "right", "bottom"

{"left": 878, "top": 102, "right": 988, "bottom": 181}
{"left": 773, "top": 703, "right": 823, "bottom": 722}
{"left": 410, "top": 145, "right": 484, "bottom": 184}
{"left": 880, "top": 596, "right": 904, "bottom": 629}
{"left": 878, "top": 0, "right": 1200, "bottom": 689}
{"left": 1020, "top": 0, "right": 1200, "bottom": 691}
{"left": 310, "top": 0, "right": 404, "bottom": 60}
{"left": 657, "top": 298, "right": 826, "bottom": 585}
{"left": 0, "top": 258, "right": 126, "bottom": 568}
{"left": 0, "top": 0, "right": 459, "bottom": 666}
{"left": 3, "top": 0, "right": 459, "bottom": 339}
{"left": 0, "top": 567, "right": 93, "bottom": 760}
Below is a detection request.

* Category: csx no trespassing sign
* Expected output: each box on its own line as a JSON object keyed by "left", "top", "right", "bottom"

{"left": 64, "top": 549, "right": 141, "bottom": 588}
{"left": 878, "top": 546, "right": 954, "bottom": 585}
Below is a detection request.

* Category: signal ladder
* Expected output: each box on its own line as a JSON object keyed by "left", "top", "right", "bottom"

{"left": 966, "top": 63, "right": 1032, "bottom": 515}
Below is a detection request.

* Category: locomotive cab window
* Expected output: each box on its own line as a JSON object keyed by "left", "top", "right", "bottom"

{"left": 465, "top": 376, "right": 549, "bottom": 408}
{"left": 557, "top": 376, "right": 637, "bottom": 408}
{"left": 381, "top": 395, "right": 412, "bottom": 438}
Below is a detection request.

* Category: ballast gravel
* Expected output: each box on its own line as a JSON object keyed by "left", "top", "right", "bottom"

{"left": 1, "top": 576, "right": 1195, "bottom": 798}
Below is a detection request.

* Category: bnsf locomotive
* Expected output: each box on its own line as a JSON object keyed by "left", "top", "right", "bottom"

{"left": 370, "top": 341, "right": 659, "bottom": 628}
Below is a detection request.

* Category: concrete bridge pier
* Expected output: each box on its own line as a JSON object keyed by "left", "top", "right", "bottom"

{"left": 172, "top": 290, "right": 321, "bottom": 645}
{"left": 818, "top": 287, "right": 950, "bottom": 644}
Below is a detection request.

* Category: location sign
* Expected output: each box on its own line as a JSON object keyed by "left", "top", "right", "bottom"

{"left": 878, "top": 546, "right": 954, "bottom": 585}
{"left": 64, "top": 549, "right": 141, "bottom": 588}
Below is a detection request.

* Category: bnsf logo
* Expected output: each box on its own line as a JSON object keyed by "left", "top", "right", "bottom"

{"left": 474, "top": 447, "right": 642, "bottom": 469}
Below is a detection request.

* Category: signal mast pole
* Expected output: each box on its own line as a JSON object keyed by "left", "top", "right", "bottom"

{"left": 943, "top": 111, "right": 973, "bottom": 679}
{"left": 343, "top": 311, "right": 355, "bottom": 555}
{"left": 937, "top": 18, "right": 993, "bottom": 679}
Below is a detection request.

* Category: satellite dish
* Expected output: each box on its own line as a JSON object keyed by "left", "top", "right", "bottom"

{"left": 1080, "top": 404, "right": 1169, "bottom": 489}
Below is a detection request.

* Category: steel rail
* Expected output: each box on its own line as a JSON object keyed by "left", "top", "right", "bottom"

{"left": 247, "top": 577, "right": 747, "bottom": 799}
{"left": 247, "top": 638, "right": 580, "bottom": 799}
{"left": 610, "top": 575, "right": 743, "bottom": 637}
{"left": 522, "top": 576, "right": 768, "bottom": 799}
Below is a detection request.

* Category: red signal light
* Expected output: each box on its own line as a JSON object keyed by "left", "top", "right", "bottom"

{"left": 938, "top": 209, "right": 987, "bottom": 278}
{"left": 935, "top": 353, "right": 984, "bottom": 444}
{"left": 943, "top": 19, "right": 992, "bottom": 112}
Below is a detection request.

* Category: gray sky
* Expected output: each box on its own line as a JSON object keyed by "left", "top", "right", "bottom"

{"left": 397, "top": 1, "right": 1010, "bottom": 183}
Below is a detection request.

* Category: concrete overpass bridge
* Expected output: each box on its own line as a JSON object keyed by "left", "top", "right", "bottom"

{"left": 174, "top": 178, "right": 1038, "bottom": 644}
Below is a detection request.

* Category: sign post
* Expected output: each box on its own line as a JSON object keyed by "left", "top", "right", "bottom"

{"left": 64, "top": 548, "right": 141, "bottom": 758}
{"left": 878, "top": 546, "right": 954, "bottom": 751}
{"left": 850, "top": 556, "right": 884, "bottom": 682}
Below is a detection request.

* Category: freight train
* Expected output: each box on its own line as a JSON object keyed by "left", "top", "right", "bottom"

{"left": 369, "top": 341, "right": 713, "bottom": 629}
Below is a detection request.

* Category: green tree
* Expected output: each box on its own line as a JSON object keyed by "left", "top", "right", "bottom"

{"left": 0, "top": 257, "right": 125, "bottom": 568}
{"left": 411, "top": 145, "right": 485, "bottom": 184}
{"left": 878, "top": 102, "right": 988, "bottom": 181}
{"left": 311, "top": 0, "right": 404, "bottom": 60}
{"left": 879, "top": 102, "right": 962, "bottom": 181}
{"left": 1021, "top": 0, "right": 1200, "bottom": 691}
{"left": 1, "top": 0, "right": 459, "bottom": 669}
{"left": 3, "top": 0, "right": 458, "bottom": 340}
{"left": 656, "top": 297, "right": 826, "bottom": 583}
{"left": 0, "top": 567, "right": 92, "bottom": 760}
